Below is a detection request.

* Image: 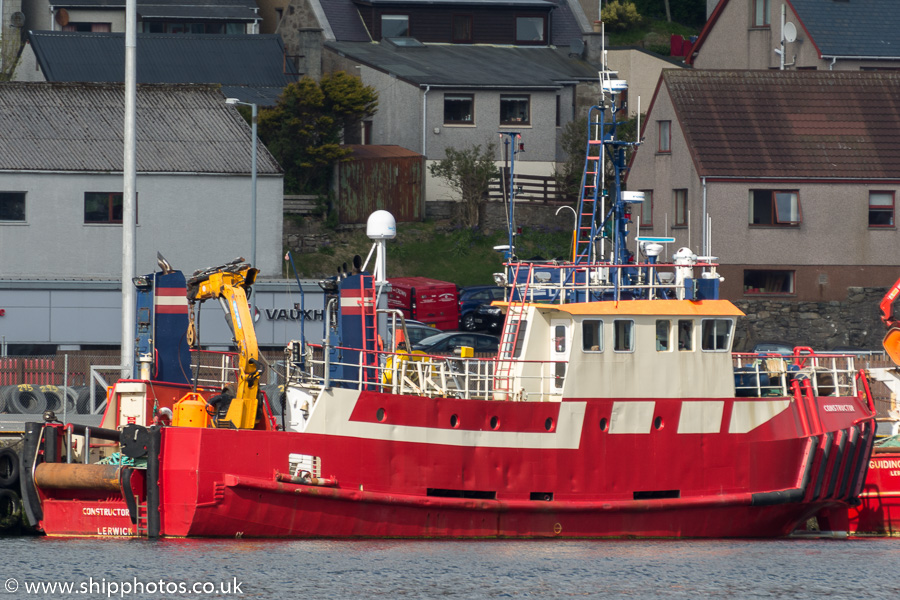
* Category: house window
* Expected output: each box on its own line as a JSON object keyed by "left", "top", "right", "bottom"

{"left": 674, "top": 189, "right": 687, "bottom": 227}
{"left": 381, "top": 14, "right": 409, "bottom": 38}
{"left": 500, "top": 95, "right": 530, "bottom": 125}
{"left": 752, "top": 0, "right": 770, "bottom": 27}
{"left": 678, "top": 320, "right": 693, "bottom": 351}
{"left": 701, "top": 319, "right": 733, "bottom": 352}
{"left": 0, "top": 192, "right": 25, "bottom": 222}
{"left": 452, "top": 14, "right": 472, "bottom": 43}
{"left": 869, "top": 191, "right": 894, "bottom": 227}
{"left": 555, "top": 95, "right": 560, "bottom": 127}
{"left": 582, "top": 319, "right": 603, "bottom": 352}
{"left": 444, "top": 94, "right": 474, "bottom": 125}
{"left": 515, "top": 16, "right": 545, "bottom": 43}
{"left": 656, "top": 320, "right": 671, "bottom": 351}
{"left": 743, "top": 269, "right": 795, "bottom": 295}
{"left": 85, "top": 192, "right": 128, "bottom": 224}
{"left": 749, "top": 190, "right": 801, "bottom": 226}
{"left": 638, "top": 190, "right": 652, "bottom": 227}
{"left": 613, "top": 319, "right": 634, "bottom": 352}
{"left": 658, "top": 120, "right": 671, "bottom": 153}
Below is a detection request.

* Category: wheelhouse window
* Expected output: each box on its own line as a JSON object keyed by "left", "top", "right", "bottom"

{"left": 85, "top": 192, "right": 129, "bottom": 224}
{"left": 674, "top": 189, "right": 687, "bottom": 227}
{"left": 752, "top": 0, "right": 770, "bottom": 27}
{"left": 613, "top": 319, "right": 634, "bottom": 352}
{"left": 515, "top": 16, "right": 545, "bottom": 43}
{"left": 381, "top": 14, "right": 409, "bottom": 38}
{"left": 869, "top": 191, "right": 895, "bottom": 227}
{"left": 743, "top": 269, "right": 795, "bottom": 295}
{"left": 582, "top": 319, "right": 603, "bottom": 352}
{"left": 638, "top": 190, "right": 652, "bottom": 227}
{"left": 444, "top": 94, "right": 474, "bottom": 125}
{"left": 701, "top": 319, "right": 733, "bottom": 352}
{"left": 658, "top": 120, "right": 671, "bottom": 153}
{"left": 656, "top": 320, "right": 671, "bottom": 351}
{"left": 678, "top": 320, "right": 693, "bottom": 351}
{"left": 0, "top": 192, "right": 25, "bottom": 221}
{"left": 749, "top": 190, "right": 801, "bottom": 226}
{"left": 500, "top": 95, "right": 530, "bottom": 125}
{"left": 452, "top": 14, "right": 472, "bottom": 43}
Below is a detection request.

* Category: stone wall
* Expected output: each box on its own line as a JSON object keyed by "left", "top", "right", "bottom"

{"left": 426, "top": 199, "right": 571, "bottom": 234}
{"left": 733, "top": 287, "right": 887, "bottom": 352}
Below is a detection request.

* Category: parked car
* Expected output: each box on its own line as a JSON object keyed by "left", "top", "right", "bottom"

{"left": 458, "top": 285, "right": 505, "bottom": 331}
{"left": 412, "top": 332, "right": 500, "bottom": 355}
{"left": 751, "top": 342, "right": 794, "bottom": 356}
{"left": 387, "top": 320, "right": 438, "bottom": 349}
{"left": 473, "top": 303, "right": 505, "bottom": 333}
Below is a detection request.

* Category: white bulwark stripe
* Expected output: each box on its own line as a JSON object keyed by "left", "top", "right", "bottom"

{"left": 154, "top": 296, "right": 188, "bottom": 307}
{"left": 307, "top": 388, "right": 587, "bottom": 449}
{"left": 609, "top": 401, "right": 655, "bottom": 434}
{"left": 677, "top": 401, "right": 724, "bottom": 434}
{"left": 728, "top": 400, "right": 790, "bottom": 434}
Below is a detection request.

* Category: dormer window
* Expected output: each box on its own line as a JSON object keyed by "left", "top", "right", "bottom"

{"left": 452, "top": 15, "right": 472, "bottom": 43}
{"left": 382, "top": 14, "right": 409, "bottom": 38}
{"left": 515, "top": 16, "right": 545, "bottom": 44}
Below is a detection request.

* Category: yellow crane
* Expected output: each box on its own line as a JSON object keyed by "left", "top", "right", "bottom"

{"left": 184, "top": 258, "right": 262, "bottom": 429}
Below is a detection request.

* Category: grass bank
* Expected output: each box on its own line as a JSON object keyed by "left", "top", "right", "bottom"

{"left": 287, "top": 222, "right": 575, "bottom": 287}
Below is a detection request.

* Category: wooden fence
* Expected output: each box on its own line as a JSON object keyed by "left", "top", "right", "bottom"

{"left": 487, "top": 173, "right": 565, "bottom": 204}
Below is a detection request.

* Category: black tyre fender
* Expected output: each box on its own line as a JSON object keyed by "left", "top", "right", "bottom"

{"left": 0, "top": 488, "right": 21, "bottom": 523}
{"left": 0, "top": 448, "right": 18, "bottom": 489}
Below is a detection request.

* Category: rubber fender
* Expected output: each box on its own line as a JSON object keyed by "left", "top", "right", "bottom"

{"left": 34, "top": 463, "right": 122, "bottom": 492}
{"left": 0, "top": 448, "right": 19, "bottom": 489}
{"left": 0, "top": 488, "right": 21, "bottom": 525}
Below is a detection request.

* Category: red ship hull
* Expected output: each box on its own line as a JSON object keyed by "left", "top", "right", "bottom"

{"left": 28, "top": 388, "right": 874, "bottom": 539}
{"left": 817, "top": 447, "right": 900, "bottom": 536}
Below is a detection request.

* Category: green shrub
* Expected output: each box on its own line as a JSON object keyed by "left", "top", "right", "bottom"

{"left": 601, "top": 1, "right": 644, "bottom": 31}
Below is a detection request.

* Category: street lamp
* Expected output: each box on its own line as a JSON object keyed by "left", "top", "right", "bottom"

{"left": 224, "top": 98, "right": 258, "bottom": 272}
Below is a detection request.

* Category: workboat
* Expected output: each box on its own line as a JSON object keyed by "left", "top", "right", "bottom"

{"left": 20, "top": 72, "right": 876, "bottom": 539}
{"left": 815, "top": 279, "right": 900, "bottom": 536}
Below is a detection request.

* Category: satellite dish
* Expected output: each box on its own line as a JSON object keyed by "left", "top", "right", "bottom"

{"left": 783, "top": 21, "right": 797, "bottom": 43}
{"left": 55, "top": 8, "right": 69, "bottom": 26}
{"left": 10, "top": 11, "right": 24, "bottom": 27}
{"left": 569, "top": 38, "right": 585, "bottom": 57}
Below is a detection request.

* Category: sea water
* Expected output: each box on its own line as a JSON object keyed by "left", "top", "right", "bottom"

{"left": 0, "top": 536, "right": 897, "bottom": 599}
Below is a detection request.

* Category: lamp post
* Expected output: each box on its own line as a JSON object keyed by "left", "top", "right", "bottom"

{"left": 224, "top": 98, "right": 258, "bottom": 272}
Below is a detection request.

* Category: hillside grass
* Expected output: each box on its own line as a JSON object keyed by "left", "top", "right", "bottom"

{"left": 287, "top": 221, "right": 576, "bottom": 287}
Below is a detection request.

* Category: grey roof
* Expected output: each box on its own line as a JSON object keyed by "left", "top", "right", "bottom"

{"left": 550, "top": 0, "right": 585, "bottom": 46}
{"left": 326, "top": 42, "right": 598, "bottom": 87}
{"left": 319, "top": 0, "right": 371, "bottom": 42}
{"left": 28, "top": 32, "right": 295, "bottom": 106}
{"left": 0, "top": 82, "right": 281, "bottom": 174}
{"left": 788, "top": 0, "right": 900, "bottom": 58}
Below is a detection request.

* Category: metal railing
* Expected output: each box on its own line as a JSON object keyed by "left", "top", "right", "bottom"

{"left": 732, "top": 353, "right": 859, "bottom": 398}
{"left": 300, "top": 344, "right": 563, "bottom": 402}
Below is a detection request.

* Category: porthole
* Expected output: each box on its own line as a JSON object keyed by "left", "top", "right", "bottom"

{"left": 490, "top": 416, "right": 499, "bottom": 430}
{"left": 450, "top": 414, "right": 459, "bottom": 428}
{"left": 599, "top": 418, "right": 608, "bottom": 431}
{"left": 376, "top": 408, "right": 385, "bottom": 422}
{"left": 544, "top": 417, "right": 554, "bottom": 431}
{"left": 654, "top": 416, "right": 663, "bottom": 430}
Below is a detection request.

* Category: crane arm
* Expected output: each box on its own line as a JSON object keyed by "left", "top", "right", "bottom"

{"left": 880, "top": 276, "right": 900, "bottom": 365}
{"left": 187, "top": 261, "right": 261, "bottom": 429}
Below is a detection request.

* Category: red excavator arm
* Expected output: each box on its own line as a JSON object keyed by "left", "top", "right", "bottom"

{"left": 880, "top": 276, "right": 900, "bottom": 365}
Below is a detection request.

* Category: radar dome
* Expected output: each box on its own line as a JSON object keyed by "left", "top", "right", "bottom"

{"left": 367, "top": 210, "right": 396, "bottom": 240}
